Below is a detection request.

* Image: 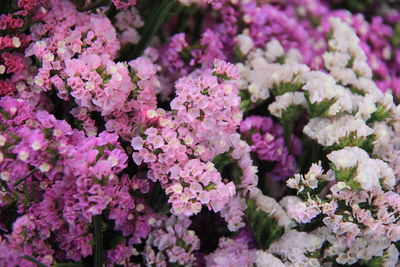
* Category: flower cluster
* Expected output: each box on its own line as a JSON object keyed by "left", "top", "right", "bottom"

{"left": 131, "top": 62, "right": 257, "bottom": 227}
{"left": 1, "top": 0, "right": 400, "bottom": 266}
{"left": 240, "top": 116, "right": 301, "bottom": 181}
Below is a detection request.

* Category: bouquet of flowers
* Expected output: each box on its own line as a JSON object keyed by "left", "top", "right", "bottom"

{"left": 1, "top": 0, "right": 400, "bottom": 266}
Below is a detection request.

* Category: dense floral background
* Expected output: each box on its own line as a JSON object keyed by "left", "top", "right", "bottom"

{"left": 1, "top": 0, "right": 400, "bottom": 266}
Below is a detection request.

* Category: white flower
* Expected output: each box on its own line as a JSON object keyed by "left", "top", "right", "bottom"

{"left": 249, "top": 188, "right": 292, "bottom": 228}
{"left": 236, "top": 34, "right": 254, "bottom": 56}
{"left": 304, "top": 115, "right": 373, "bottom": 147}
{"left": 268, "top": 230, "right": 324, "bottom": 265}
{"left": 327, "top": 146, "right": 365, "bottom": 169}
{"left": 254, "top": 251, "right": 285, "bottom": 267}
{"left": 265, "top": 39, "right": 284, "bottom": 62}
{"left": 268, "top": 92, "right": 306, "bottom": 118}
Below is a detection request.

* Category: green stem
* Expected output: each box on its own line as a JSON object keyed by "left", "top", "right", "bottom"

{"left": 283, "top": 121, "right": 294, "bottom": 149}
{"left": 93, "top": 215, "right": 103, "bottom": 267}
{"left": 13, "top": 168, "right": 38, "bottom": 187}
{"left": 128, "top": 0, "right": 176, "bottom": 60}
{"left": 20, "top": 255, "right": 47, "bottom": 267}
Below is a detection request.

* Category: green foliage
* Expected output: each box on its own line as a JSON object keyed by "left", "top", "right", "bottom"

{"left": 212, "top": 71, "right": 230, "bottom": 80}
{"left": 329, "top": 163, "right": 361, "bottom": 190}
{"left": 304, "top": 91, "right": 337, "bottom": 118}
{"left": 281, "top": 104, "right": 304, "bottom": 146}
{"left": 244, "top": 199, "right": 284, "bottom": 249}
{"left": 271, "top": 81, "right": 303, "bottom": 96}
{"left": 212, "top": 149, "right": 243, "bottom": 186}
{"left": 239, "top": 90, "right": 252, "bottom": 112}
{"left": 298, "top": 180, "right": 329, "bottom": 200}
{"left": 359, "top": 255, "right": 389, "bottom": 267}
{"left": 366, "top": 105, "right": 390, "bottom": 124}
{"left": 128, "top": 0, "right": 176, "bottom": 59}
{"left": 325, "top": 132, "right": 375, "bottom": 153}
{"left": 392, "top": 22, "right": 400, "bottom": 48}
{"left": 347, "top": 85, "right": 365, "bottom": 96}
{"left": 233, "top": 45, "right": 245, "bottom": 62}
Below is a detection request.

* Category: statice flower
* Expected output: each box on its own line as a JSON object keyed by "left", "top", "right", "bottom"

{"left": 267, "top": 229, "right": 325, "bottom": 266}
{"left": 205, "top": 234, "right": 255, "bottom": 267}
{"left": 114, "top": 7, "right": 143, "bottom": 46}
{"left": 25, "top": 0, "right": 120, "bottom": 95}
{"left": 64, "top": 54, "right": 132, "bottom": 115}
{"left": 254, "top": 250, "right": 285, "bottom": 267}
{"left": 268, "top": 92, "right": 307, "bottom": 119}
{"left": 0, "top": 97, "right": 79, "bottom": 195}
{"left": 286, "top": 156, "right": 400, "bottom": 265}
{"left": 157, "top": 29, "right": 225, "bottom": 94}
{"left": 304, "top": 115, "right": 373, "bottom": 148}
{"left": 328, "top": 146, "right": 395, "bottom": 191}
{"left": 240, "top": 116, "right": 301, "bottom": 180}
{"left": 100, "top": 55, "right": 159, "bottom": 139}
{"left": 248, "top": 187, "right": 293, "bottom": 229}
{"left": 143, "top": 215, "right": 200, "bottom": 267}
{"left": 0, "top": 0, "right": 47, "bottom": 99}
{"left": 132, "top": 63, "right": 257, "bottom": 221}
{"left": 2, "top": 0, "right": 400, "bottom": 266}
{"left": 236, "top": 38, "right": 309, "bottom": 104}
{"left": 111, "top": 0, "right": 136, "bottom": 10}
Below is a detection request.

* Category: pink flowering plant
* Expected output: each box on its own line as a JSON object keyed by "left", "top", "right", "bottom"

{"left": 1, "top": 0, "right": 400, "bottom": 266}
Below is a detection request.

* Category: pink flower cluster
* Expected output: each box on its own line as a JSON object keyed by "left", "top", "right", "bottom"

{"left": 131, "top": 62, "right": 256, "bottom": 219}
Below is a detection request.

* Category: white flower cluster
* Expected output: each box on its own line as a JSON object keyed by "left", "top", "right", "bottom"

{"left": 303, "top": 115, "right": 373, "bottom": 147}
{"left": 263, "top": 18, "right": 399, "bottom": 153}
{"left": 267, "top": 229, "right": 325, "bottom": 266}
{"left": 286, "top": 162, "right": 331, "bottom": 192}
{"left": 324, "top": 231, "right": 398, "bottom": 266}
{"left": 327, "top": 146, "right": 395, "bottom": 191}
{"left": 249, "top": 187, "right": 293, "bottom": 228}
{"left": 324, "top": 17, "right": 373, "bottom": 90}
{"left": 268, "top": 92, "right": 307, "bottom": 118}
{"left": 301, "top": 71, "right": 352, "bottom": 116}
{"left": 254, "top": 250, "right": 285, "bottom": 267}
{"left": 236, "top": 35, "right": 308, "bottom": 103}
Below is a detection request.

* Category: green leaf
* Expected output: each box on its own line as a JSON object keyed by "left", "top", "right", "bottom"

{"left": 128, "top": 0, "right": 176, "bottom": 59}
{"left": 304, "top": 91, "right": 337, "bottom": 118}
{"left": 391, "top": 22, "right": 400, "bottom": 48}
{"left": 212, "top": 71, "right": 230, "bottom": 80}
{"left": 212, "top": 149, "right": 236, "bottom": 172}
{"left": 325, "top": 132, "right": 375, "bottom": 153}
{"left": 271, "top": 81, "right": 303, "bottom": 96}
{"left": 366, "top": 105, "right": 390, "bottom": 124}
{"left": 281, "top": 105, "right": 304, "bottom": 146}
{"left": 212, "top": 149, "right": 243, "bottom": 186}
{"left": 244, "top": 199, "right": 284, "bottom": 249}
{"left": 233, "top": 45, "right": 245, "bottom": 62}
{"left": 14, "top": 168, "right": 38, "bottom": 187}
{"left": 239, "top": 90, "right": 252, "bottom": 112}
{"left": 347, "top": 84, "right": 365, "bottom": 96}
{"left": 359, "top": 255, "right": 389, "bottom": 267}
